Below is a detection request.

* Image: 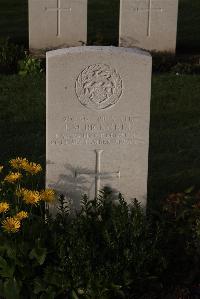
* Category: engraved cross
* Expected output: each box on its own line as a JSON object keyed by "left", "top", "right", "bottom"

{"left": 45, "top": 0, "right": 72, "bottom": 36}
{"left": 133, "top": 0, "right": 163, "bottom": 36}
{"left": 75, "top": 150, "right": 120, "bottom": 198}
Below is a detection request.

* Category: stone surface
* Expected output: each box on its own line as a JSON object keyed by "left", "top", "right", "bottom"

{"left": 46, "top": 46, "right": 152, "bottom": 208}
{"left": 119, "top": 0, "right": 179, "bottom": 52}
{"left": 29, "top": 0, "right": 87, "bottom": 52}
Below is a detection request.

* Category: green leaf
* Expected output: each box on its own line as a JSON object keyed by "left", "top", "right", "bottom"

{"left": 71, "top": 290, "right": 79, "bottom": 299}
{"left": 0, "top": 256, "right": 15, "bottom": 278}
{"left": 0, "top": 256, "right": 7, "bottom": 269}
{"left": 46, "top": 286, "right": 57, "bottom": 298}
{"left": 39, "top": 288, "right": 56, "bottom": 299}
{"left": 184, "top": 186, "right": 195, "bottom": 194}
{"left": 5, "top": 246, "right": 17, "bottom": 261}
{"left": 29, "top": 247, "right": 47, "bottom": 265}
{"left": 33, "top": 279, "right": 46, "bottom": 294}
{"left": 3, "top": 278, "right": 20, "bottom": 299}
{"left": 110, "top": 283, "right": 122, "bottom": 290}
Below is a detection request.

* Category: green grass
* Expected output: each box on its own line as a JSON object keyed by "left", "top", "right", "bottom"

{"left": 0, "top": 0, "right": 200, "bottom": 52}
{"left": 177, "top": 0, "right": 200, "bottom": 53}
{"left": 149, "top": 74, "right": 200, "bottom": 204}
{"left": 0, "top": 0, "right": 28, "bottom": 46}
{"left": 0, "top": 74, "right": 45, "bottom": 165}
{"left": 87, "top": 0, "right": 119, "bottom": 45}
{"left": 1, "top": 73, "right": 200, "bottom": 204}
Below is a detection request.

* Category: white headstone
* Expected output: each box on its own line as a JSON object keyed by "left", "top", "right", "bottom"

{"left": 29, "top": 0, "right": 87, "bottom": 52}
{"left": 46, "top": 46, "right": 152, "bottom": 208}
{"left": 119, "top": 0, "right": 179, "bottom": 52}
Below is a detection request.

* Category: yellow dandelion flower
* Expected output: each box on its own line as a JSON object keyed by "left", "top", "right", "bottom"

{"left": 23, "top": 162, "right": 42, "bottom": 175}
{"left": 0, "top": 202, "right": 10, "bottom": 213}
{"left": 2, "top": 217, "right": 21, "bottom": 233}
{"left": 9, "top": 157, "right": 29, "bottom": 170}
{"left": 9, "top": 158, "right": 42, "bottom": 175}
{"left": 15, "top": 211, "right": 28, "bottom": 221}
{"left": 40, "top": 189, "right": 55, "bottom": 203}
{"left": 0, "top": 166, "right": 3, "bottom": 173}
{"left": 4, "top": 172, "right": 22, "bottom": 183}
{"left": 22, "top": 189, "right": 41, "bottom": 205}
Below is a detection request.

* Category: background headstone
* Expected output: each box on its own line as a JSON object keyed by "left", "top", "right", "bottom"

{"left": 46, "top": 46, "right": 152, "bottom": 208}
{"left": 119, "top": 0, "right": 179, "bottom": 52}
{"left": 29, "top": 0, "right": 87, "bottom": 52}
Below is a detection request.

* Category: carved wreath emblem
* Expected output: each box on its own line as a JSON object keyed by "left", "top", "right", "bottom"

{"left": 75, "top": 64, "right": 122, "bottom": 110}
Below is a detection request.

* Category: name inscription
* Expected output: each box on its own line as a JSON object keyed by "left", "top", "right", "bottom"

{"left": 50, "top": 115, "right": 143, "bottom": 145}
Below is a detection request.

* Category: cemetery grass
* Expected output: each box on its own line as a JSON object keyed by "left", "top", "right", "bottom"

{"left": 0, "top": 0, "right": 200, "bottom": 52}
{"left": 0, "top": 0, "right": 28, "bottom": 46}
{"left": 0, "top": 74, "right": 45, "bottom": 172}
{"left": 1, "top": 73, "right": 200, "bottom": 206}
{"left": 149, "top": 74, "right": 200, "bottom": 206}
{"left": 177, "top": 0, "right": 200, "bottom": 53}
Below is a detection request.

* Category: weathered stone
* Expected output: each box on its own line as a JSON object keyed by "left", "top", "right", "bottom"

{"left": 29, "top": 0, "right": 87, "bottom": 52}
{"left": 119, "top": 0, "right": 179, "bottom": 52}
{"left": 46, "top": 46, "right": 152, "bottom": 208}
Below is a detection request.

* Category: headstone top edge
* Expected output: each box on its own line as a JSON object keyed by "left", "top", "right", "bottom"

{"left": 46, "top": 46, "right": 152, "bottom": 59}
{"left": 123, "top": 0, "right": 178, "bottom": 1}
{"left": 30, "top": 0, "right": 87, "bottom": 2}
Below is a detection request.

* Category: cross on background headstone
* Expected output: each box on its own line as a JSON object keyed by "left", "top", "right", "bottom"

{"left": 133, "top": 0, "right": 163, "bottom": 36}
{"left": 45, "top": 0, "right": 72, "bottom": 36}
{"left": 75, "top": 150, "right": 120, "bottom": 198}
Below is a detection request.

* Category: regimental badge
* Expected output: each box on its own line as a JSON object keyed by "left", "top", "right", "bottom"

{"left": 75, "top": 64, "right": 123, "bottom": 110}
